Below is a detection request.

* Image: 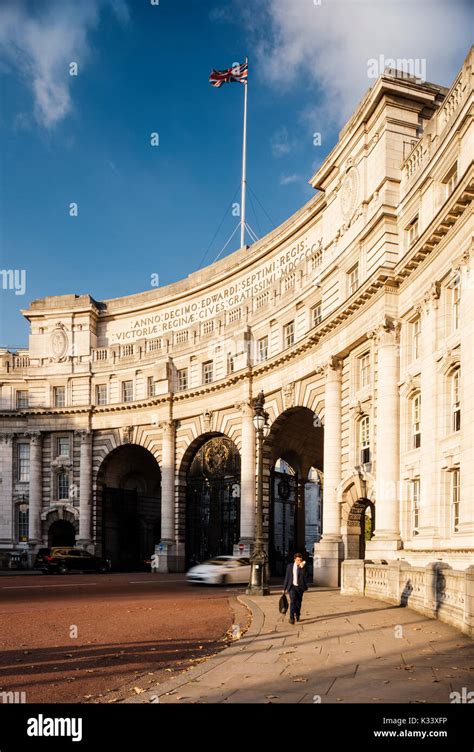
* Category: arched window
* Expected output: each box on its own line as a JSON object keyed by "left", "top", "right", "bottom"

{"left": 451, "top": 369, "right": 461, "bottom": 432}
{"left": 359, "top": 415, "right": 370, "bottom": 464}
{"left": 412, "top": 393, "right": 421, "bottom": 448}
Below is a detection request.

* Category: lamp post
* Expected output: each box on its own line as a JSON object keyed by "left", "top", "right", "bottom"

{"left": 246, "top": 390, "right": 270, "bottom": 596}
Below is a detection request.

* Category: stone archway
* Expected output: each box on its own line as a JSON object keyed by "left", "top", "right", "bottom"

{"left": 42, "top": 507, "right": 79, "bottom": 547}
{"left": 264, "top": 407, "right": 324, "bottom": 575}
{"left": 340, "top": 472, "right": 376, "bottom": 560}
{"left": 96, "top": 444, "right": 161, "bottom": 570}
{"left": 177, "top": 433, "right": 241, "bottom": 567}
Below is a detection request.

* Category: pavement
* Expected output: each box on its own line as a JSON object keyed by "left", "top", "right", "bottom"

{"left": 123, "top": 586, "right": 474, "bottom": 704}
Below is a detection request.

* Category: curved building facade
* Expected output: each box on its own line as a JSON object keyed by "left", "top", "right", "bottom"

{"left": 1, "top": 50, "right": 473, "bottom": 587}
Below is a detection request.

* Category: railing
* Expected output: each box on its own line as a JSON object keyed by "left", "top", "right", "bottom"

{"left": 341, "top": 560, "right": 473, "bottom": 637}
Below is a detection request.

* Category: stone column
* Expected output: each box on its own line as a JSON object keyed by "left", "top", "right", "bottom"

{"left": 158, "top": 420, "right": 176, "bottom": 572}
{"left": 236, "top": 401, "right": 255, "bottom": 545}
{"left": 76, "top": 430, "right": 92, "bottom": 547}
{"left": 418, "top": 282, "right": 441, "bottom": 538}
{"left": 314, "top": 356, "right": 343, "bottom": 586}
{"left": 0, "top": 434, "right": 14, "bottom": 544}
{"left": 28, "top": 432, "right": 43, "bottom": 544}
{"left": 366, "top": 317, "right": 402, "bottom": 557}
{"left": 457, "top": 249, "right": 474, "bottom": 536}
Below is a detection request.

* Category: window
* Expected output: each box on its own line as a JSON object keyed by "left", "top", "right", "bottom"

{"left": 283, "top": 272, "right": 296, "bottom": 292}
{"left": 57, "top": 437, "right": 70, "bottom": 457}
{"left": 312, "top": 303, "right": 322, "bottom": 326}
{"left": 257, "top": 336, "right": 268, "bottom": 363}
{"left": 17, "top": 444, "right": 30, "bottom": 482}
{"left": 311, "top": 249, "right": 323, "bottom": 270}
{"left": 412, "top": 317, "right": 421, "bottom": 361}
{"left": 96, "top": 384, "right": 107, "bottom": 405}
{"left": 359, "top": 416, "right": 370, "bottom": 464}
{"left": 202, "top": 320, "right": 214, "bottom": 335}
{"left": 227, "top": 353, "right": 235, "bottom": 374}
{"left": 283, "top": 321, "right": 295, "bottom": 349}
{"left": 256, "top": 292, "right": 269, "bottom": 310}
{"left": 177, "top": 368, "right": 188, "bottom": 392}
{"left": 202, "top": 361, "right": 213, "bottom": 385}
{"left": 452, "top": 370, "right": 461, "bottom": 432}
{"left": 53, "top": 386, "right": 65, "bottom": 408}
{"left": 359, "top": 353, "right": 371, "bottom": 388}
{"left": 16, "top": 390, "right": 28, "bottom": 409}
{"left": 451, "top": 468, "right": 460, "bottom": 532}
{"left": 412, "top": 394, "right": 421, "bottom": 448}
{"left": 229, "top": 308, "right": 241, "bottom": 323}
{"left": 147, "top": 338, "right": 161, "bottom": 352}
{"left": 122, "top": 380, "right": 133, "bottom": 402}
{"left": 443, "top": 163, "right": 457, "bottom": 198}
{"left": 147, "top": 376, "right": 155, "bottom": 397}
{"left": 176, "top": 330, "right": 189, "bottom": 344}
{"left": 57, "top": 471, "right": 69, "bottom": 500}
{"left": 452, "top": 277, "right": 460, "bottom": 330}
{"left": 348, "top": 264, "right": 359, "bottom": 296}
{"left": 407, "top": 217, "right": 419, "bottom": 245}
{"left": 18, "top": 506, "right": 29, "bottom": 543}
{"left": 411, "top": 479, "right": 420, "bottom": 535}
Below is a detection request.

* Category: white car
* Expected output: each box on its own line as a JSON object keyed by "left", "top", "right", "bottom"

{"left": 187, "top": 556, "right": 251, "bottom": 585}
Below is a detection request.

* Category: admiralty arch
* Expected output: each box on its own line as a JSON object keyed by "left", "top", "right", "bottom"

{"left": 1, "top": 50, "right": 473, "bottom": 624}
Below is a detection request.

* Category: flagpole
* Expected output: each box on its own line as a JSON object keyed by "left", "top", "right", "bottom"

{"left": 240, "top": 57, "right": 248, "bottom": 248}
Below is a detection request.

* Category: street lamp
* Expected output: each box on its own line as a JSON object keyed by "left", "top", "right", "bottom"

{"left": 246, "top": 391, "right": 270, "bottom": 596}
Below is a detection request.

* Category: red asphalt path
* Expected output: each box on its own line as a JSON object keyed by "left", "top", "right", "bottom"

{"left": 0, "top": 572, "right": 244, "bottom": 703}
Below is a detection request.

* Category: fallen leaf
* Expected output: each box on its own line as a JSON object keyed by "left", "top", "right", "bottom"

{"left": 133, "top": 687, "right": 145, "bottom": 695}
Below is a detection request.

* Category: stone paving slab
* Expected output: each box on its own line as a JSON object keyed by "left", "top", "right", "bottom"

{"left": 121, "top": 588, "right": 474, "bottom": 705}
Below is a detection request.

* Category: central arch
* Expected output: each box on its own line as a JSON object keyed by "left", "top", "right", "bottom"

{"left": 96, "top": 444, "right": 161, "bottom": 570}
{"left": 183, "top": 434, "right": 241, "bottom": 567}
{"left": 264, "top": 407, "right": 324, "bottom": 576}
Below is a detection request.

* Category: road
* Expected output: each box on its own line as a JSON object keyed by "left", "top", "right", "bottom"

{"left": 0, "top": 572, "right": 249, "bottom": 703}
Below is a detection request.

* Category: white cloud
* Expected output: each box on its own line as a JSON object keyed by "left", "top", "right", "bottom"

{"left": 247, "top": 0, "right": 472, "bottom": 128}
{"left": 0, "top": 0, "right": 129, "bottom": 129}
{"left": 271, "top": 126, "right": 293, "bottom": 156}
{"left": 280, "top": 173, "right": 301, "bottom": 186}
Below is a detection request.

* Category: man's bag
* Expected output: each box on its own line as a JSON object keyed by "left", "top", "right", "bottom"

{"left": 279, "top": 593, "right": 289, "bottom": 614}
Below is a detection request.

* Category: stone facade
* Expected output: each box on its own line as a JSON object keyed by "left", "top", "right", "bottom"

{"left": 0, "top": 50, "right": 473, "bottom": 584}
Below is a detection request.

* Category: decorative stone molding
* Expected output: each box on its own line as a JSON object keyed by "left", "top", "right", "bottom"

{"left": 340, "top": 165, "right": 360, "bottom": 223}
{"left": 414, "top": 281, "right": 441, "bottom": 315}
{"left": 400, "top": 374, "right": 421, "bottom": 398}
{"left": 235, "top": 401, "right": 253, "bottom": 418}
{"left": 282, "top": 383, "right": 295, "bottom": 410}
{"left": 25, "top": 431, "right": 42, "bottom": 444}
{"left": 121, "top": 425, "right": 134, "bottom": 444}
{"left": 202, "top": 410, "right": 213, "bottom": 433}
{"left": 367, "top": 315, "right": 401, "bottom": 346}
{"left": 49, "top": 322, "right": 69, "bottom": 363}
{"left": 74, "top": 429, "right": 92, "bottom": 443}
{"left": 316, "top": 355, "right": 343, "bottom": 377}
{"left": 438, "top": 348, "right": 461, "bottom": 376}
{"left": 0, "top": 433, "right": 14, "bottom": 444}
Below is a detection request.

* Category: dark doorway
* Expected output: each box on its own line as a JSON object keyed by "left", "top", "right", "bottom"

{"left": 98, "top": 445, "right": 161, "bottom": 571}
{"left": 186, "top": 436, "right": 241, "bottom": 567}
{"left": 102, "top": 488, "right": 160, "bottom": 570}
{"left": 48, "top": 520, "right": 75, "bottom": 547}
{"left": 270, "top": 459, "right": 297, "bottom": 577}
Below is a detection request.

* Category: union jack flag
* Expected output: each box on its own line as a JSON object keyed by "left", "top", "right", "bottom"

{"left": 209, "top": 61, "right": 248, "bottom": 88}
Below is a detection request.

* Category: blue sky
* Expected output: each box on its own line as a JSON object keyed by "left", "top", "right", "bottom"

{"left": 0, "top": 0, "right": 472, "bottom": 348}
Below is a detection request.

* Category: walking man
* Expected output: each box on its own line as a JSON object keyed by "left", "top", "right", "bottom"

{"left": 282, "top": 552, "right": 308, "bottom": 624}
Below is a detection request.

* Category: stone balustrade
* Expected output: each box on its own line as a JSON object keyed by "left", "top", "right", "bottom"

{"left": 341, "top": 559, "right": 474, "bottom": 637}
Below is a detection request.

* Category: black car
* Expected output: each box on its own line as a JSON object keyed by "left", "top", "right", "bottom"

{"left": 34, "top": 547, "right": 111, "bottom": 574}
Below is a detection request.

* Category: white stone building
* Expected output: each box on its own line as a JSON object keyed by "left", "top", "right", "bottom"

{"left": 1, "top": 50, "right": 473, "bottom": 599}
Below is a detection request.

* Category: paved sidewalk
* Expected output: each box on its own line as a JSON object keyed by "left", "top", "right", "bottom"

{"left": 123, "top": 587, "right": 474, "bottom": 704}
